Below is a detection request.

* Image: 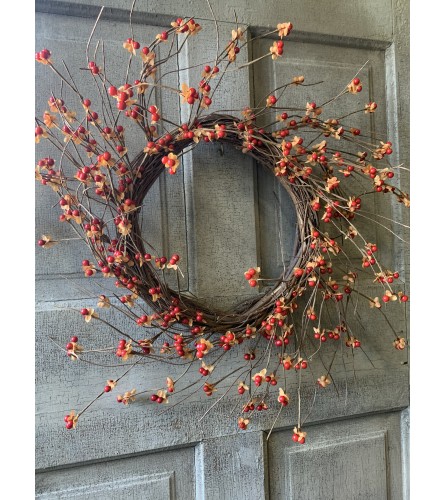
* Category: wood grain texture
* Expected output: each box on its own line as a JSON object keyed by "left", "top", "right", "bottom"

{"left": 36, "top": 291, "right": 408, "bottom": 469}
{"left": 268, "top": 412, "right": 404, "bottom": 500}
{"left": 385, "top": 0, "right": 410, "bottom": 281}
{"left": 36, "top": 445, "right": 195, "bottom": 499}
{"left": 253, "top": 36, "right": 391, "bottom": 269}
{"left": 196, "top": 432, "right": 269, "bottom": 500}
{"left": 35, "top": 13, "right": 189, "bottom": 289}
{"left": 178, "top": 22, "right": 259, "bottom": 310}
{"left": 287, "top": 434, "right": 388, "bottom": 500}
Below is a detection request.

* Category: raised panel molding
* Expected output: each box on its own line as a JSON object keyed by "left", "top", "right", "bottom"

{"left": 36, "top": 446, "right": 195, "bottom": 499}
{"left": 253, "top": 37, "right": 392, "bottom": 273}
{"left": 36, "top": 471, "right": 175, "bottom": 499}
{"left": 268, "top": 412, "right": 405, "bottom": 500}
{"left": 35, "top": 12, "right": 189, "bottom": 288}
{"left": 195, "top": 432, "right": 268, "bottom": 500}
{"left": 178, "top": 22, "right": 259, "bottom": 310}
{"left": 286, "top": 432, "right": 387, "bottom": 500}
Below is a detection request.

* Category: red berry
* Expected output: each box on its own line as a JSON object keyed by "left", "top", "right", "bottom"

{"left": 104, "top": 385, "right": 112, "bottom": 392}
{"left": 40, "top": 49, "right": 51, "bottom": 60}
{"left": 65, "top": 420, "right": 73, "bottom": 429}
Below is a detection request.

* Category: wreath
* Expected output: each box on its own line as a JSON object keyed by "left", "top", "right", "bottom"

{"left": 35, "top": 7, "right": 409, "bottom": 442}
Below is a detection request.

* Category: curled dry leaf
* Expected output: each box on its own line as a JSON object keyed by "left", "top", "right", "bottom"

{"left": 393, "top": 337, "right": 406, "bottom": 350}
{"left": 40, "top": 235, "right": 58, "bottom": 248}
{"left": 106, "top": 379, "right": 117, "bottom": 390}
{"left": 317, "top": 375, "right": 331, "bottom": 388}
{"left": 84, "top": 308, "right": 98, "bottom": 323}
{"left": 369, "top": 297, "right": 381, "bottom": 309}
{"left": 118, "top": 388, "right": 137, "bottom": 405}
{"left": 238, "top": 417, "right": 250, "bottom": 430}
{"left": 201, "top": 361, "right": 215, "bottom": 374}
{"left": 277, "top": 22, "right": 293, "bottom": 38}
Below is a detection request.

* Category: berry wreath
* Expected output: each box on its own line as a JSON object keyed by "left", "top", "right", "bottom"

{"left": 35, "top": 9, "right": 409, "bottom": 438}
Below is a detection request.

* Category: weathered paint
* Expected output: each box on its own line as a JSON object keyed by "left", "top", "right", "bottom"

{"left": 35, "top": 1, "right": 409, "bottom": 498}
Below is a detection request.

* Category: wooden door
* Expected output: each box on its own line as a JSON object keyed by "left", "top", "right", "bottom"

{"left": 35, "top": 0, "right": 409, "bottom": 498}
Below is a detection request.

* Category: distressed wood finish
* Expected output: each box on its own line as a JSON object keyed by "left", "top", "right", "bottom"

{"left": 36, "top": 445, "right": 196, "bottom": 499}
{"left": 35, "top": 14, "right": 189, "bottom": 287}
{"left": 36, "top": 0, "right": 396, "bottom": 42}
{"left": 196, "top": 432, "right": 269, "bottom": 500}
{"left": 268, "top": 412, "right": 405, "bottom": 500}
{"left": 36, "top": 1, "right": 409, "bottom": 498}
{"left": 177, "top": 23, "right": 260, "bottom": 310}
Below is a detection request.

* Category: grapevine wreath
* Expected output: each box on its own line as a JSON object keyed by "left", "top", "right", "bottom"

{"left": 35, "top": 5, "right": 409, "bottom": 442}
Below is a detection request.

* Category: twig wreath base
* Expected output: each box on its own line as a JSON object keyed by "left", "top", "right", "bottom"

{"left": 125, "top": 113, "right": 316, "bottom": 327}
{"left": 35, "top": 7, "right": 409, "bottom": 440}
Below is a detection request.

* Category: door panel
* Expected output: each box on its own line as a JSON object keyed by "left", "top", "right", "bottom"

{"left": 268, "top": 412, "right": 404, "bottom": 500}
{"left": 35, "top": 13, "right": 188, "bottom": 288}
{"left": 36, "top": 445, "right": 196, "bottom": 499}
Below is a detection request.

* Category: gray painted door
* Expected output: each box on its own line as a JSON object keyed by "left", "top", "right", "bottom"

{"left": 35, "top": 1, "right": 409, "bottom": 498}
